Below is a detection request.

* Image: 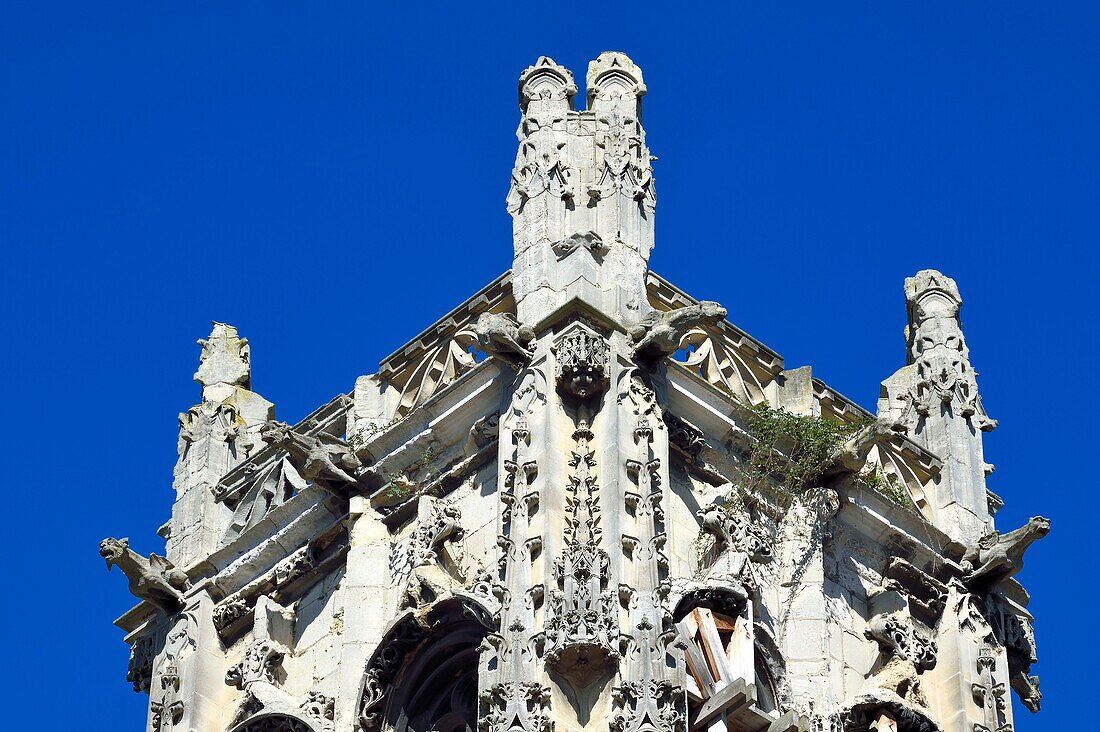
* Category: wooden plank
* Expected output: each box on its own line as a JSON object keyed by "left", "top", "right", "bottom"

{"left": 677, "top": 621, "right": 716, "bottom": 694}
{"left": 694, "top": 678, "right": 748, "bottom": 729}
{"left": 696, "top": 608, "right": 734, "bottom": 684}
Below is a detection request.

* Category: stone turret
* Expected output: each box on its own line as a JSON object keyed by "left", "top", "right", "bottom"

{"left": 507, "top": 52, "right": 655, "bottom": 327}
{"left": 168, "top": 322, "right": 273, "bottom": 567}
{"left": 878, "top": 271, "right": 995, "bottom": 545}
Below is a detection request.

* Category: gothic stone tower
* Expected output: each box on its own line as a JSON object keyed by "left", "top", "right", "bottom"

{"left": 102, "top": 53, "right": 1048, "bottom": 732}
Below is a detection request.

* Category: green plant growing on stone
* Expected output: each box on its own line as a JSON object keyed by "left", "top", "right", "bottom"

{"left": 858, "top": 466, "right": 915, "bottom": 510}
{"left": 733, "top": 403, "right": 873, "bottom": 504}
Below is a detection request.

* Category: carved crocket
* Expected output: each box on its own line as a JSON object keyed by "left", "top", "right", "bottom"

{"left": 962, "top": 516, "right": 1050, "bottom": 595}
{"left": 474, "top": 312, "right": 535, "bottom": 368}
{"left": 261, "top": 420, "right": 362, "bottom": 490}
{"left": 630, "top": 301, "right": 727, "bottom": 363}
{"left": 100, "top": 537, "right": 190, "bottom": 613}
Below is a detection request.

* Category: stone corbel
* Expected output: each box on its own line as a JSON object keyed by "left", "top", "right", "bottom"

{"left": 860, "top": 589, "right": 937, "bottom": 712}
{"left": 225, "top": 596, "right": 296, "bottom": 726}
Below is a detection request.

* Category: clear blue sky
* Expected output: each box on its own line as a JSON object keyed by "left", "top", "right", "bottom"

{"left": 1, "top": 4, "right": 1093, "bottom": 729}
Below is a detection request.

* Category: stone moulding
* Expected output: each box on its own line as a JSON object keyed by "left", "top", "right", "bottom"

{"left": 212, "top": 524, "right": 349, "bottom": 638}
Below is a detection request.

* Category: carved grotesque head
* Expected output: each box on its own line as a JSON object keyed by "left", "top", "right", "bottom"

{"left": 697, "top": 301, "right": 728, "bottom": 321}
{"left": 99, "top": 537, "right": 129, "bottom": 569}
{"left": 1027, "top": 516, "right": 1052, "bottom": 539}
{"left": 260, "top": 420, "right": 290, "bottom": 446}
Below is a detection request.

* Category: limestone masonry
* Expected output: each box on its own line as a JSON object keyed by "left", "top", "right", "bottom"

{"left": 102, "top": 53, "right": 1049, "bottom": 732}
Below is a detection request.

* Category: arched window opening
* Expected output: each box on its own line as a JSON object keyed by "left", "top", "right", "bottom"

{"left": 233, "top": 713, "right": 316, "bottom": 732}
{"left": 386, "top": 625, "right": 482, "bottom": 732}
{"left": 358, "top": 599, "right": 491, "bottom": 732}
{"left": 673, "top": 587, "right": 785, "bottom": 729}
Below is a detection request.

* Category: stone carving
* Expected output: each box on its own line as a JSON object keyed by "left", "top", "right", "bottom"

{"left": 545, "top": 422, "right": 618, "bottom": 685}
{"left": 961, "top": 517, "right": 1050, "bottom": 595}
{"left": 390, "top": 499, "right": 467, "bottom": 609}
{"left": 100, "top": 537, "right": 190, "bottom": 613}
{"left": 697, "top": 502, "right": 772, "bottom": 563}
{"left": 151, "top": 613, "right": 195, "bottom": 732}
{"left": 228, "top": 456, "right": 308, "bottom": 539}
{"left": 475, "top": 312, "right": 535, "bottom": 369}
{"left": 358, "top": 617, "right": 427, "bottom": 731}
{"left": 300, "top": 691, "right": 336, "bottom": 727}
{"left": 819, "top": 420, "right": 897, "bottom": 480}
{"left": 612, "top": 619, "right": 684, "bottom": 732}
{"left": 178, "top": 399, "right": 246, "bottom": 454}
{"left": 664, "top": 412, "right": 706, "bottom": 458}
{"left": 554, "top": 325, "right": 610, "bottom": 401}
{"left": 127, "top": 632, "right": 157, "bottom": 693}
{"left": 630, "top": 301, "right": 727, "bottom": 363}
{"left": 588, "top": 54, "right": 654, "bottom": 205}
{"left": 103, "top": 54, "right": 1054, "bottom": 732}
{"left": 480, "top": 670, "right": 553, "bottom": 732}
{"left": 863, "top": 613, "right": 937, "bottom": 708}
{"left": 237, "top": 716, "right": 315, "bottom": 732}
{"left": 971, "top": 649, "right": 1010, "bottom": 732}
{"left": 884, "top": 558, "right": 948, "bottom": 622}
{"left": 214, "top": 595, "right": 250, "bottom": 632}
{"left": 260, "top": 420, "right": 363, "bottom": 490}
{"left": 891, "top": 270, "right": 996, "bottom": 433}
{"left": 226, "top": 638, "right": 288, "bottom": 725}
{"left": 195, "top": 321, "right": 250, "bottom": 388}
{"left": 507, "top": 56, "right": 576, "bottom": 213}
{"left": 552, "top": 231, "right": 609, "bottom": 261}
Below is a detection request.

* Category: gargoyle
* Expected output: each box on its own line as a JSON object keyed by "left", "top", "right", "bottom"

{"left": 474, "top": 312, "right": 535, "bottom": 368}
{"left": 261, "top": 420, "right": 362, "bottom": 490}
{"left": 962, "top": 516, "right": 1050, "bottom": 595}
{"left": 819, "top": 419, "right": 895, "bottom": 480}
{"left": 1011, "top": 671, "right": 1041, "bottom": 713}
{"left": 630, "top": 301, "right": 727, "bottom": 363}
{"left": 100, "top": 537, "right": 190, "bottom": 613}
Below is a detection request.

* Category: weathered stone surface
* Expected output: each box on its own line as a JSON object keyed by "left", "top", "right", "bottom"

{"left": 101, "top": 53, "right": 1048, "bottom": 732}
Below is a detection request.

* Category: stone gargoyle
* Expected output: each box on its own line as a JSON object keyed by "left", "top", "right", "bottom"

{"left": 100, "top": 537, "right": 190, "bottom": 613}
{"left": 819, "top": 418, "right": 896, "bottom": 481}
{"left": 474, "top": 312, "right": 535, "bottom": 369}
{"left": 629, "top": 301, "right": 727, "bottom": 363}
{"left": 261, "top": 420, "right": 363, "bottom": 491}
{"left": 962, "top": 516, "right": 1050, "bottom": 595}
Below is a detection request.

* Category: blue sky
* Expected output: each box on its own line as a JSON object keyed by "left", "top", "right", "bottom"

{"left": 1, "top": 3, "right": 1094, "bottom": 729}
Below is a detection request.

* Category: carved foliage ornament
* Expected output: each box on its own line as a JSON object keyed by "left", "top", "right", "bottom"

{"left": 553, "top": 325, "right": 609, "bottom": 401}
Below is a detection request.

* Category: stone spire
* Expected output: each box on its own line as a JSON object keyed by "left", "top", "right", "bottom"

{"left": 507, "top": 52, "right": 655, "bottom": 327}
{"left": 878, "top": 270, "right": 995, "bottom": 544}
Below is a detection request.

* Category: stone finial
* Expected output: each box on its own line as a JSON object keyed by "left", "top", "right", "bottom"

{"left": 194, "top": 322, "right": 250, "bottom": 390}
{"left": 518, "top": 56, "right": 576, "bottom": 113}
{"left": 586, "top": 51, "right": 646, "bottom": 115}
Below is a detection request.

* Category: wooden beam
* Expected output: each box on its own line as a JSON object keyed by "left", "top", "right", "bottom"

{"left": 693, "top": 678, "right": 750, "bottom": 730}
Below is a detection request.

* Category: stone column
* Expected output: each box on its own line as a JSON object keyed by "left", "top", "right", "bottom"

{"left": 168, "top": 323, "right": 274, "bottom": 568}
{"left": 878, "top": 271, "right": 996, "bottom": 546}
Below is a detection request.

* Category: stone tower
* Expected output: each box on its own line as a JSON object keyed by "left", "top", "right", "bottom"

{"left": 102, "top": 53, "right": 1048, "bottom": 732}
